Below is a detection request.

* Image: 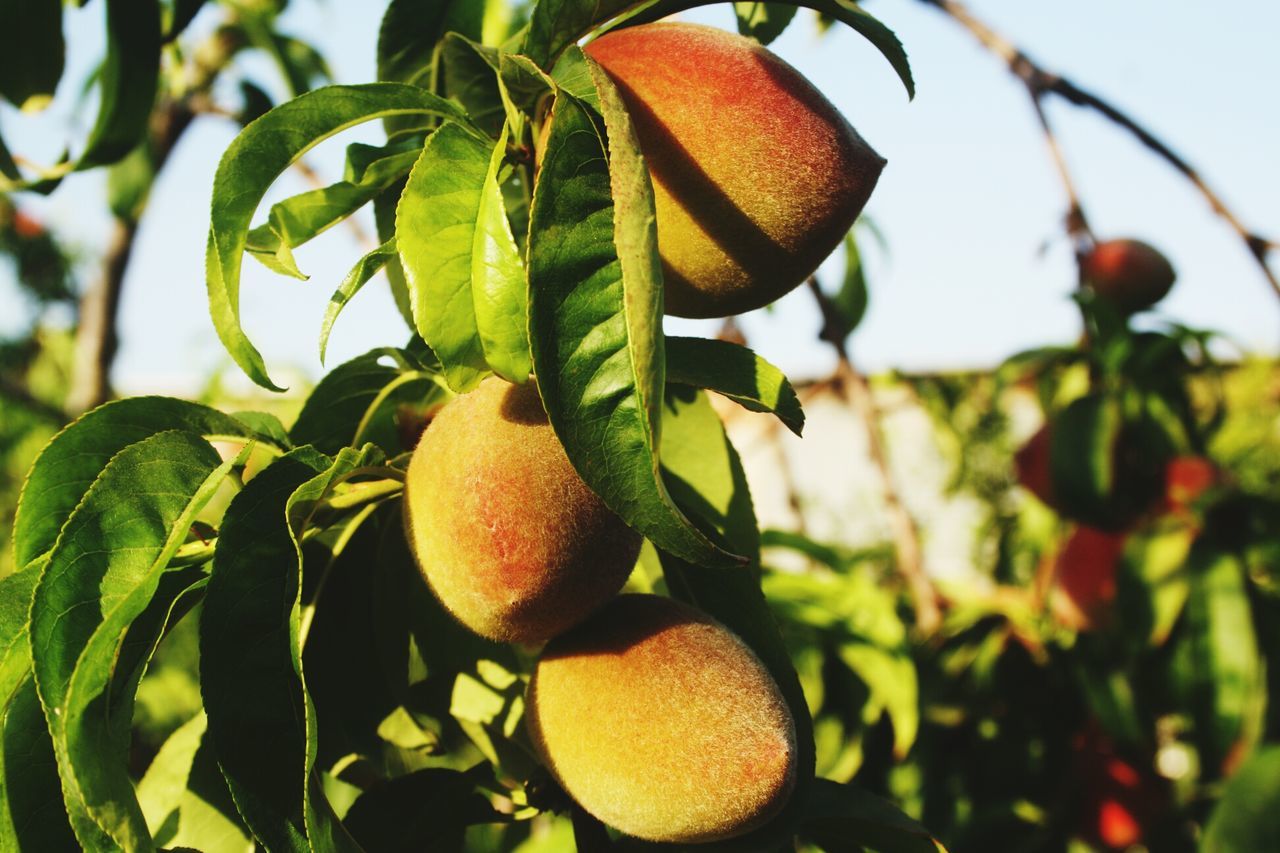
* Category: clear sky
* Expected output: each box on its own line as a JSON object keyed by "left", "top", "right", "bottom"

{"left": 7, "top": 0, "right": 1279, "bottom": 395}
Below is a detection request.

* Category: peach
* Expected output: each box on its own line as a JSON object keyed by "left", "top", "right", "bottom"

{"left": 1082, "top": 239, "right": 1176, "bottom": 315}
{"left": 583, "top": 22, "right": 885, "bottom": 318}
{"left": 402, "top": 376, "right": 641, "bottom": 644}
{"left": 527, "top": 594, "right": 797, "bottom": 842}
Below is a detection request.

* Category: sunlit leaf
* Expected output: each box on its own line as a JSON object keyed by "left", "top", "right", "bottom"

{"left": 471, "top": 122, "right": 529, "bottom": 383}
{"left": 13, "top": 396, "right": 284, "bottom": 571}
{"left": 666, "top": 336, "right": 803, "bottom": 435}
{"left": 527, "top": 57, "right": 739, "bottom": 567}
{"left": 207, "top": 83, "right": 472, "bottom": 390}
{"left": 319, "top": 239, "right": 398, "bottom": 364}
{"left": 29, "top": 431, "right": 234, "bottom": 849}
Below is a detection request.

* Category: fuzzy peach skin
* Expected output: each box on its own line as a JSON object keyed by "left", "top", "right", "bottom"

{"left": 527, "top": 594, "right": 797, "bottom": 842}
{"left": 584, "top": 22, "right": 885, "bottom": 318}
{"left": 1082, "top": 239, "right": 1176, "bottom": 315}
{"left": 402, "top": 376, "right": 641, "bottom": 644}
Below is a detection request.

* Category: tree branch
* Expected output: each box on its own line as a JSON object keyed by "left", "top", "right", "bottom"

{"left": 918, "top": 0, "right": 1280, "bottom": 302}
{"left": 808, "top": 279, "right": 943, "bottom": 634}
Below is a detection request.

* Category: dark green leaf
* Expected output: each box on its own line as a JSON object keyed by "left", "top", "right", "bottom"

{"left": 377, "top": 0, "right": 484, "bottom": 87}
{"left": 666, "top": 336, "right": 804, "bottom": 435}
{"left": 201, "top": 447, "right": 367, "bottom": 853}
{"left": 0, "top": 568, "right": 74, "bottom": 850}
{"left": 320, "top": 239, "right": 398, "bottom": 364}
{"left": 344, "top": 768, "right": 502, "bottom": 850}
{"left": 441, "top": 33, "right": 506, "bottom": 137}
{"left": 396, "top": 121, "right": 500, "bottom": 392}
{"left": 1203, "top": 746, "right": 1280, "bottom": 852}
{"left": 527, "top": 60, "right": 739, "bottom": 568}
{"left": 29, "top": 431, "right": 233, "bottom": 849}
{"left": 734, "top": 2, "right": 798, "bottom": 45}
{"left": 800, "top": 778, "right": 941, "bottom": 853}
{"left": 78, "top": 0, "right": 162, "bottom": 169}
{"left": 291, "top": 348, "right": 444, "bottom": 457}
{"left": 655, "top": 387, "right": 813, "bottom": 850}
{"left": 207, "top": 83, "right": 471, "bottom": 390}
{"left": 1, "top": 677, "right": 76, "bottom": 851}
{"left": 0, "top": 0, "right": 64, "bottom": 109}
{"left": 830, "top": 230, "right": 869, "bottom": 339}
{"left": 165, "top": 0, "right": 207, "bottom": 42}
{"left": 13, "top": 396, "right": 281, "bottom": 573}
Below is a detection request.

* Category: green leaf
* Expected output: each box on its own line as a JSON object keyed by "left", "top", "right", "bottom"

{"left": 29, "top": 431, "right": 234, "bottom": 850}
{"left": 291, "top": 348, "right": 445, "bottom": 457}
{"left": 207, "top": 83, "right": 472, "bottom": 390}
{"left": 246, "top": 141, "right": 420, "bottom": 280}
{"left": 472, "top": 122, "right": 530, "bottom": 383}
{"left": 396, "top": 121, "right": 501, "bottom": 392}
{"left": 441, "top": 33, "right": 507, "bottom": 137}
{"left": 344, "top": 768, "right": 502, "bottom": 850}
{"left": 136, "top": 712, "right": 253, "bottom": 852}
{"left": 377, "top": 0, "right": 484, "bottom": 86}
{"left": 0, "top": 568, "right": 76, "bottom": 851}
{"left": 303, "top": 509, "right": 412, "bottom": 768}
{"left": 1049, "top": 393, "right": 1121, "bottom": 526}
{"left": 1203, "top": 746, "right": 1280, "bottom": 852}
{"left": 0, "top": 0, "right": 64, "bottom": 110}
{"left": 734, "top": 2, "right": 798, "bottom": 45}
{"left": 665, "top": 336, "right": 804, "bottom": 436}
{"left": 13, "top": 396, "right": 284, "bottom": 571}
{"left": 1173, "top": 545, "right": 1263, "bottom": 778}
{"left": 524, "top": 0, "right": 914, "bottom": 99}
{"left": 527, "top": 61, "right": 739, "bottom": 568}
{"left": 320, "top": 239, "right": 398, "bottom": 364}
{"left": 830, "top": 229, "right": 869, "bottom": 339}
{"left": 164, "top": 0, "right": 207, "bottom": 42}
{"left": 201, "top": 447, "right": 367, "bottom": 853}
{"left": 78, "top": 0, "right": 162, "bottom": 169}
{"left": 656, "top": 388, "right": 814, "bottom": 850}
{"left": 1, "top": 677, "right": 76, "bottom": 851}
{"left": 800, "top": 778, "right": 941, "bottom": 853}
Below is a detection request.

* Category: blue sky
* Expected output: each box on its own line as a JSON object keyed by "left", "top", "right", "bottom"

{"left": 6, "top": 0, "right": 1278, "bottom": 393}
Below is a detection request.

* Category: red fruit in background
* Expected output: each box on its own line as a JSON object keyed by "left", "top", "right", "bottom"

{"left": 1082, "top": 239, "right": 1176, "bottom": 315}
{"left": 1073, "top": 731, "right": 1163, "bottom": 850}
{"left": 1163, "top": 455, "right": 1218, "bottom": 513}
{"left": 1014, "top": 424, "right": 1056, "bottom": 508}
{"left": 10, "top": 210, "right": 45, "bottom": 239}
{"left": 1054, "top": 526, "right": 1126, "bottom": 630}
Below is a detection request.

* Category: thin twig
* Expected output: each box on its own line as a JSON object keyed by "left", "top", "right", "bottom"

{"left": 808, "top": 278, "right": 943, "bottom": 634}
{"left": 918, "top": 0, "right": 1280, "bottom": 302}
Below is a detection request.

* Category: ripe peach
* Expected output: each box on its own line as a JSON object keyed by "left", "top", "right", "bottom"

{"left": 1055, "top": 526, "right": 1126, "bottom": 630}
{"left": 1163, "top": 455, "right": 1218, "bottom": 513}
{"left": 1082, "top": 239, "right": 1176, "bottom": 315}
{"left": 527, "top": 594, "right": 797, "bottom": 842}
{"left": 583, "top": 22, "right": 885, "bottom": 318}
{"left": 402, "top": 376, "right": 641, "bottom": 644}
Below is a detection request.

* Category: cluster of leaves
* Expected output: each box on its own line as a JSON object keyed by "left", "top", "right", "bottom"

{"left": 876, "top": 295, "right": 1280, "bottom": 850}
